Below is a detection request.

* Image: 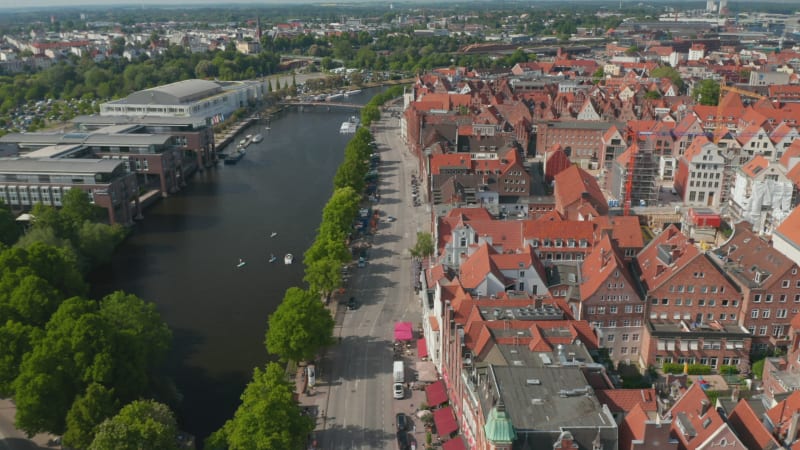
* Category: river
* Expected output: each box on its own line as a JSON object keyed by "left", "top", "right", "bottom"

{"left": 91, "top": 89, "right": 381, "bottom": 443}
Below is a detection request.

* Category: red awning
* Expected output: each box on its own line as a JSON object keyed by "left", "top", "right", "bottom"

{"left": 418, "top": 338, "right": 428, "bottom": 359}
{"left": 425, "top": 380, "right": 448, "bottom": 407}
{"left": 434, "top": 406, "right": 458, "bottom": 436}
{"left": 442, "top": 437, "right": 467, "bottom": 450}
{"left": 394, "top": 322, "right": 413, "bottom": 341}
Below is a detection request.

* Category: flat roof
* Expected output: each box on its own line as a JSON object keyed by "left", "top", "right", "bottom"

{"left": 22, "top": 144, "right": 86, "bottom": 159}
{"left": 491, "top": 365, "right": 611, "bottom": 431}
{"left": 73, "top": 114, "right": 207, "bottom": 127}
{"left": 0, "top": 131, "right": 170, "bottom": 147}
{"left": 0, "top": 158, "right": 125, "bottom": 174}
{"left": 648, "top": 320, "right": 750, "bottom": 338}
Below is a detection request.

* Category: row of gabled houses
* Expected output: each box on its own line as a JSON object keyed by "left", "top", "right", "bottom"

{"left": 415, "top": 206, "right": 800, "bottom": 449}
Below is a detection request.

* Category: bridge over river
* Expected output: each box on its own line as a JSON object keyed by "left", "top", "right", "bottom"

{"left": 279, "top": 101, "right": 364, "bottom": 110}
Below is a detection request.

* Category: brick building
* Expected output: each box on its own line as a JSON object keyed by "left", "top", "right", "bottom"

{"left": 577, "top": 235, "right": 646, "bottom": 365}
{"left": 713, "top": 222, "right": 800, "bottom": 352}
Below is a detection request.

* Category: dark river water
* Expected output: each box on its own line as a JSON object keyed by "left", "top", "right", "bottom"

{"left": 91, "top": 89, "right": 381, "bottom": 443}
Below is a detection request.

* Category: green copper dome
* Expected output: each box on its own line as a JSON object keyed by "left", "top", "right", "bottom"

{"left": 484, "top": 403, "right": 516, "bottom": 444}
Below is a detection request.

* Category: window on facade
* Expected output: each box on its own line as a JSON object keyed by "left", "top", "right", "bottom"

{"left": 759, "top": 326, "right": 768, "bottom": 336}
{"left": 754, "top": 294, "right": 761, "bottom": 303}
{"left": 662, "top": 298, "right": 669, "bottom": 305}
{"left": 722, "top": 300, "right": 728, "bottom": 307}
{"left": 609, "top": 320, "right": 617, "bottom": 327}
{"left": 651, "top": 298, "right": 658, "bottom": 305}
{"left": 720, "top": 314, "right": 726, "bottom": 320}
{"left": 783, "top": 280, "right": 791, "bottom": 288}
{"left": 763, "top": 310, "right": 771, "bottom": 318}
{"left": 699, "top": 299, "right": 705, "bottom": 306}
{"left": 751, "top": 309, "right": 759, "bottom": 318}
{"left": 781, "top": 294, "right": 788, "bottom": 303}
{"left": 686, "top": 299, "right": 693, "bottom": 306}
{"left": 620, "top": 347, "right": 628, "bottom": 354}
{"left": 766, "top": 294, "right": 774, "bottom": 303}
{"left": 777, "top": 309, "right": 788, "bottom": 319}
{"left": 625, "top": 305, "right": 633, "bottom": 313}
{"left": 610, "top": 306, "right": 618, "bottom": 314}
{"left": 748, "top": 326, "right": 756, "bottom": 335}
{"left": 676, "top": 299, "right": 682, "bottom": 306}
{"left": 607, "top": 334, "right": 615, "bottom": 342}
{"left": 687, "top": 285, "right": 695, "bottom": 293}
{"left": 635, "top": 305, "right": 644, "bottom": 313}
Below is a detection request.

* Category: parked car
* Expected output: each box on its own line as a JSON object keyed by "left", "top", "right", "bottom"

{"left": 358, "top": 256, "right": 366, "bottom": 268}
{"left": 346, "top": 297, "right": 358, "bottom": 310}
{"left": 393, "top": 382, "right": 404, "bottom": 399}
{"left": 396, "top": 413, "right": 408, "bottom": 432}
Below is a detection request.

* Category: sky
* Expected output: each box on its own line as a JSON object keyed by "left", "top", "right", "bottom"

{"left": 1, "top": 0, "right": 403, "bottom": 8}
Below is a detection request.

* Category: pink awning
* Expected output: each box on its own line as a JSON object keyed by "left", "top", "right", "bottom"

{"left": 434, "top": 406, "right": 458, "bottom": 436}
{"left": 442, "top": 437, "right": 467, "bottom": 450}
{"left": 394, "top": 322, "right": 413, "bottom": 341}
{"left": 425, "top": 380, "right": 448, "bottom": 407}
{"left": 418, "top": 338, "right": 428, "bottom": 359}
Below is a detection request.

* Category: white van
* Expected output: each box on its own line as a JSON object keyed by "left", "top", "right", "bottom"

{"left": 393, "top": 361, "right": 404, "bottom": 383}
{"left": 307, "top": 364, "right": 316, "bottom": 387}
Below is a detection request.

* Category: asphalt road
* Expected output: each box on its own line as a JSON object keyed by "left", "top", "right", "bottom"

{"left": 319, "top": 105, "right": 429, "bottom": 449}
{"left": 0, "top": 400, "right": 52, "bottom": 450}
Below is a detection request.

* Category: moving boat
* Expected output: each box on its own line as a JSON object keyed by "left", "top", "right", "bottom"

{"left": 237, "top": 258, "right": 246, "bottom": 268}
{"left": 252, "top": 134, "right": 263, "bottom": 144}
{"left": 270, "top": 232, "right": 278, "bottom": 238}
{"left": 284, "top": 253, "right": 293, "bottom": 265}
{"left": 269, "top": 254, "right": 277, "bottom": 263}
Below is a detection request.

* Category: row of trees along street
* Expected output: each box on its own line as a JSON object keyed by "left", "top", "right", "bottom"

{"left": 0, "top": 190, "right": 183, "bottom": 449}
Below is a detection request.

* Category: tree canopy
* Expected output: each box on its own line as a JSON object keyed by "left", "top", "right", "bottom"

{"left": 265, "top": 287, "right": 334, "bottom": 362}
{"left": 692, "top": 79, "right": 720, "bottom": 106}
{"left": 11, "top": 292, "right": 171, "bottom": 437}
{"left": 410, "top": 232, "right": 435, "bottom": 259}
{"left": 89, "top": 400, "right": 179, "bottom": 450}
{"left": 206, "top": 362, "right": 314, "bottom": 450}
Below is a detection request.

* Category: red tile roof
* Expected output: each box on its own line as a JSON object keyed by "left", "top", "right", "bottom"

{"left": 592, "top": 215, "right": 644, "bottom": 249}
{"left": 595, "top": 388, "right": 658, "bottom": 414}
{"left": 430, "top": 153, "right": 472, "bottom": 175}
{"left": 618, "top": 404, "right": 650, "bottom": 450}
{"left": 767, "top": 390, "right": 800, "bottom": 442}
{"left": 580, "top": 234, "right": 637, "bottom": 300}
{"left": 553, "top": 165, "right": 608, "bottom": 218}
{"left": 458, "top": 243, "right": 508, "bottom": 289}
{"left": 636, "top": 224, "right": 700, "bottom": 291}
{"left": 775, "top": 207, "right": 800, "bottom": 254}
{"left": 741, "top": 155, "right": 770, "bottom": 178}
{"left": 667, "top": 383, "right": 746, "bottom": 450}
{"left": 781, "top": 139, "right": 800, "bottom": 170}
{"left": 728, "top": 399, "right": 781, "bottom": 450}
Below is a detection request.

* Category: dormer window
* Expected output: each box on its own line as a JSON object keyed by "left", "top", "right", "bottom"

{"left": 531, "top": 239, "right": 539, "bottom": 247}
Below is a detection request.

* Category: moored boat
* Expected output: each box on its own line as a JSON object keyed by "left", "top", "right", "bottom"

{"left": 284, "top": 253, "right": 293, "bottom": 265}
{"left": 252, "top": 134, "right": 263, "bottom": 143}
{"left": 224, "top": 149, "right": 246, "bottom": 165}
{"left": 269, "top": 254, "right": 277, "bottom": 263}
{"left": 237, "top": 258, "right": 246, "bottom": 268}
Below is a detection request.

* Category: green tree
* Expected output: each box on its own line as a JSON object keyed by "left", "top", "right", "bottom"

{"left": 206, "top": 363, "right": 314, "bottom": 450}
{"left": 0, "top": 321, "right": 42, "bottom": 397}
{"left": 0, "top": 200, "right": 21, "bottom": 245}
{"left": 410, "top": 232, "right": 435, "bottom": 259}
{"left": 321, "top": 187, "right": 361, "bottom": 237}
{"left": 63, "top": 383, "right": 119, "bottom": 449}
{"left": 89, "top": 400, "right": 179, "bottom": 450}
{"left": 650, "top": 65, "right": 684, "bottom": 91}
{"left": 76, "top": 221, "right": 126, "bottom": 270}
{"left": 692, "top": 79, "right": 720, "bottom": 106}
{"left": 304, "top": 258, "right": 342, "bottom": 302}
{"left": 265, "top": 287, "right": 334, "bottom": 362}
{"left": 644, "top": 90, "right": 662, "bottom": 100}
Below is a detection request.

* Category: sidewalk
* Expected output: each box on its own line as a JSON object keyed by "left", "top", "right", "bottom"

{"left": 0, "top": 399, "right": 60, "bottom": 449}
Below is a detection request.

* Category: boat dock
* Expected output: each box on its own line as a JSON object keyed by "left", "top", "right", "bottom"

{"left": 214, "top": 116, "right": 257, "bottom": 150}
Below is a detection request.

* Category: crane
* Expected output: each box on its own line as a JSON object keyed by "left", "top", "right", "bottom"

{"left": 714, "top": 84, "right": 767, "bottom": 143}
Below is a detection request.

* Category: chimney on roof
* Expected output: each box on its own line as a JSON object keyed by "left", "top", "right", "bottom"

{"left": 700, "top": 399, "right": 710, "bottom": 416}
{"left": 535, "top": 297, "right": 543, "bottom": 309}
{"left": 788, "top": 412, "right": 800, "bottom": 445}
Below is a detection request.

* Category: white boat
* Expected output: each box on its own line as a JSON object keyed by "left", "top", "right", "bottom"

{"left": 252, "top": 134, "right": 263, "bottom": 143}
{"left": 327, "top": 93, "right": 344, "bottom": 101}
{"left": 345, "top": 89, "right": 362, "bottom": 96}
{"left": 270, "top": 232, "right": 278, "bottom": 238}
{"left": 340, "top": 116, "right": 360, "bottom": 134}
{"left": 269, "top": 254, "right": 277, "bottom": 263}
{"left": 237, "top": 259, "right": 246, "bottom": 268}
{"left": 284, "top": 253, "right": 293, "bottom": 265}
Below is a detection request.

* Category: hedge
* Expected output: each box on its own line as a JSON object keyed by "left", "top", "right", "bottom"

{"left": 662, "top": 362, "right": 713, "bottom": 375}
